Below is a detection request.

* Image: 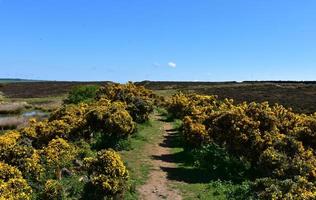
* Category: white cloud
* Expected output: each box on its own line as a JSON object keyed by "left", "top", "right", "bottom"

{"left": 168, "top": 62, "right": 176, "bottom": 68}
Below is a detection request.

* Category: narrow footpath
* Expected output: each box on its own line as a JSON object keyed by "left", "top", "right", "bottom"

{"left": 137, "top": 115, "right": 182, "bottom": 200}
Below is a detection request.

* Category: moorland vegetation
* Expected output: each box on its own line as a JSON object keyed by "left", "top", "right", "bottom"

{"left": 1, "top": 82, "right": 316, "bottom": 199}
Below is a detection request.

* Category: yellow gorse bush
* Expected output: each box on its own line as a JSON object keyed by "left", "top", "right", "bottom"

{"left": 84, "top": 149, "right": 129, "bottom": 196}
{"left": 43, "top": 138, "right": 76, "bottom": 180}
{"left": 0, "top": 162, "right": 32, "bottom": 200}
{"left": 0, "top": 83, "right": 157, "bottom": 199}
{"left": 0, "top": 131, "right": 20, "bottom": 148}
{"left": 0, "top": 130, "right": 43, "bottom": 180}
{"left": 96, "top": 82, "right": 155, "bottom": 122}
{"left": 169, "top": 93, "right": 316, "bottom": 199}
{"left": 86, "top": 99, "right": 135, "bottom": 138}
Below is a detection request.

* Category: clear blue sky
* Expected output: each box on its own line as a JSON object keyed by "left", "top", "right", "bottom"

{"left": 0, "top": 0, "right": 316, "bottom": 82}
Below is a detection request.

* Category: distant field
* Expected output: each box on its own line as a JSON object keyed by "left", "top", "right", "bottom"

{"left": 1, "top": 80, "right": 316, "bottom": 114}
{"left": 138, "top": 81, "right": 316, "bottom": 114}
{"left": 0, "top": 81, "right": 110, "bottom": 98}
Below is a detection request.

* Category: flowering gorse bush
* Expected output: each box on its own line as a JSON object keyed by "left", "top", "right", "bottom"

{"left": 43, "top": 138, "right": 76, "bottom": 180}
{"left": 0, "top": 83, "right": 156, "bottom": 199}
{"left": 169, "top": 93, "right": 316, "bottom": 199}
{"left": 0, "top": 130, "right": 43, "bottom": 180}
{"left": 84, "top": 149, "right": 129, "bottom": 197}
{"left": 0, "top": 162, "right": 32, "bottom": 200}
{"left": 86, "top": 99, "right": 135, "bottom": 139}
{"left": 96, "top": 82, "right": 155, "bottom": 122}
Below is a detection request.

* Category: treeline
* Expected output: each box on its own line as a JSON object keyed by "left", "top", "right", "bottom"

{"left": 0, "top": 83, "right": 157, "bottom": 199}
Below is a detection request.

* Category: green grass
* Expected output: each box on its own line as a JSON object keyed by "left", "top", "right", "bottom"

{"left": 120, "top": 109, "right": 243, "bottom": 200}
{"left": 152, "top": 89, "right": 177, "bottom": 98}
{"left": 120, "top": 112, "right": 163, "bottom": 200}
{"left": 172, "top": 180, "right": 240, "bottom": 200}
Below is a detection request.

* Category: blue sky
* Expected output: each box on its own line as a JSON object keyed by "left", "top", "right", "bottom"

{"left": 0, "top": 0, "right": 316, "bottom": 82}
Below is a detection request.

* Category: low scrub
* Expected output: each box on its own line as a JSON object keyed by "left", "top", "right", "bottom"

{"left": 168, "top": 93, "right": 316, "bottom": 199}
{"left": 96, "top": 82, "right": 156, "bottom": 123}
{"left": 0, "top": 83, "right": 157, "bottom": 199}
{"left": 64, "top": 85, "right": 100, "bottom": 104}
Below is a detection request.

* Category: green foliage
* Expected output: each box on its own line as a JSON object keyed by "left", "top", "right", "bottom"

{"left": 0, "top": 131, "right": 43, "bottom": 180}
{"left": 43, "top": 138, "right": 76, "bottom": 180}
{"left": 169, "top": 92, "right": 316, "bottom": 199}
{"left": 248, "top": 176, "right": 316, "bottom": 200}
{"left": 86, "top": 99, "right": 136, "bottom": 149}
{"left": 226, "top": 181, "right": 253, "bottom": 200}
{"left": 0, "top": 92, "right": 4, "bottom": 102}
{"left": 0, "top": 162, "right": 32, "bottom": 200}
{"left": 192, "top": 144, "right": 251, "bottom": 182}
{"left": 83, "top": 149, "right": 129, "bottom": 199}
{"left": 86, "top": 100, "right": 135, "bottom": 139}
{"left": 0, "top": 83, "right": 156, "bottom": 199}
{"left": 96, "top": 82, "right": 155, "bottom": 123}
{"left": 42, "top": 179, "right": 63, "bottom": 200}
{"left": 64, "top": 85, "right": 100, "bottom": 104}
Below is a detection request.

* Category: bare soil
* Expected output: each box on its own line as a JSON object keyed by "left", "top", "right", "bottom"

{"left": 138, "top": 119, "right": 182, "bottom": 200}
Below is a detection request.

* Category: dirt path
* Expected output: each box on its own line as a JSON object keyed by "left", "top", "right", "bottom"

{"left": 137, "top": 117, "right": 182, "bottom": 200}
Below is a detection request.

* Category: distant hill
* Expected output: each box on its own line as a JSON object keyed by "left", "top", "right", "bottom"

{"left": 136, "top": 80, "right": 316, "bottom": 90}
{"left": 0, "top": 78, "right": 45, "bottom": 83}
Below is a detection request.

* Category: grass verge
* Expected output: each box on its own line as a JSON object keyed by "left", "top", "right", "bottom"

{"left": 119, "top": 112, "right": 163, "bottom": 200}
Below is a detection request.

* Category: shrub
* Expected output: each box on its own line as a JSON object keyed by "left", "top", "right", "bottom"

{"left": 251, "top": 177, "right": 316, "bottom": 200}
{"left": 0, "top": 83, "right": 156, "bottom": 199}
{"left": 167, "top": 93, "right": 219, "bottom": 119}
{"left": 22, "top": 104, "right": 89, "bottom": 146}
{"left": 84, "top": 149, "right": 129, "bottom": 198}
{"left": 182, "top": 116, "right": 209, "bottom": 147}
{"left": 64, "top": 85, "right": 100, "bottom": 104}
{"left": 0, "top": 130, "right": 21, "bottom": 149}
{"left": 193, "top": 144, "right": 251, "bottom": 182}
{"left": 170, "top": 93, "right": 316, "bottom": 198}
{"left": 0, "top": 92, "right": 4, "bottom": 102}
{"left": 226, "top": 181, "right": 253, "bottom": 200}
{"left": 42, "top": 179, "right": 63, "bottom": 200}
{"left": 23, "top": 119, "right": 73, "bottom": 147}
{"left": 0, "top": 162, "right": 32, "bottom": 200}
{"left": 43, "top": 138, "right": 76, "bottom": 180}
{"left": 48, "top": 103, "right": 89, "bottom": 140}
{"left": 96, "top": 82, "right": 155, "bottom": 123}
{"left": 0, "top": 131, "right": 43, "bottom": 180}
{"left": 86, "top": 100, "right": 135, "bottom": 148}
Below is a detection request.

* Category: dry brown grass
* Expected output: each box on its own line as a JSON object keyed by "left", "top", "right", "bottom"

{"left": 0, "top": 102, "right": 28, "bottom": 114}
{"left": 0, "top": 116, "right": 26, "bottom": 130}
